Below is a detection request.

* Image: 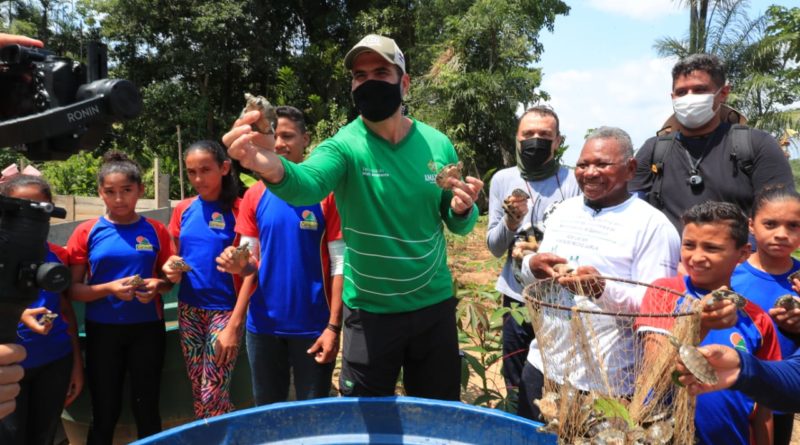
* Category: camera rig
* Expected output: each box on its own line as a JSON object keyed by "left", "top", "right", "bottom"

{"left": 0, "top": 42, "right": 142, "bottom": 160}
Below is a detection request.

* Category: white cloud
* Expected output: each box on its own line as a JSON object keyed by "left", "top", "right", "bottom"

{"left": 587, "top": 0, "right": 682, "bottom": 21}
{"left": 540, "top": 57, "right": 678, "bottom": 165}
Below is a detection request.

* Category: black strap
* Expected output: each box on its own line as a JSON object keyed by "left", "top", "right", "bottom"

{"left": 729, "top": 124, "right": 754, "bottom": 177}
{"left": 648, "top": 133, "right": 677, "bottom": 209}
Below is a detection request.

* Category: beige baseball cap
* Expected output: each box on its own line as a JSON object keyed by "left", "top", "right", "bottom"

{"left": 344, "top": 34, "right": 406, "bottom": 74}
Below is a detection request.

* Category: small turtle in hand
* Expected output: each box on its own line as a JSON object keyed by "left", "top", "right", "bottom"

{"left": 788, "top": 270, "right": 800, "bottom": 285}
{"left": 230, "top": 243, "right": 251, "bottom": 264}
{"left": 125, "top": 274, "right": 145, "bottom": 288}
{"left": 774, "top": 294, "right": 800, "bottom": 311}
{"left": 552, "top": 264, "right": 575, "bottom": 276}
{"left": 706, "top": 287, "right": 747, "bottom": 309}
{"left": 168, "top": 258, "right": 192, "bottom": 272}
{"left": 241, "top": 93, "right": 277, "bottom": 135}
{"left": 435, "top": 162, "right": 463, "bottom": 190}
{"left": 38, "top": 312, "right": 58, "bottom": 325}
{"left": 502, "top": 188, "right": 530, "bottom": 220}
{"left": 670, "top": 336, "right": 718, "bottom": 385}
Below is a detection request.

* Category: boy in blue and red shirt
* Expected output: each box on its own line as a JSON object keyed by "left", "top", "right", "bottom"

{"left": 635, "top": 201, "right": 780, "bottom": 445}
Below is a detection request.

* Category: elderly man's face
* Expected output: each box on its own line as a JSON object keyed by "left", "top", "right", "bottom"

{"left": 574, "top": 138, "right": 636, "bottom": 208}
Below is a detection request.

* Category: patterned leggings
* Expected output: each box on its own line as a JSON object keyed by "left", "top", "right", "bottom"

{"left": 178, "top": 302, "right": 237, "bottom": 418}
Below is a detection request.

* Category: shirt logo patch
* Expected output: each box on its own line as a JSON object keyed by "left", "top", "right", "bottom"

{"left": 300, "top": 210, "right": 319, "bottom": 230}
{"left": 209, "top": 212, "right": 226, "bottom": 230}
{"left": 730, "top": 332, "right": 748, "bottom": 352}
{"left": 135, "top": 236, "right": 154, "bottom": 251}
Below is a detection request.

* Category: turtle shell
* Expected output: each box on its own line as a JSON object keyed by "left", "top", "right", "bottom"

{"left": 678, "top": 344, "right": 718, "bottom": 385}
{"left": 774, "top": 294, "right": 800, "bottom": 310}
{"left": 169, "top": 259, "right": 192, "bottom": 272}
{"left": 435, "top": 162, "right": 463, "bottom": 189}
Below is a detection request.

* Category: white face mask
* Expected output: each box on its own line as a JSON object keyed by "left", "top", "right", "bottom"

{"left": 672, "top": 89, "right": 721, "bottom": 129}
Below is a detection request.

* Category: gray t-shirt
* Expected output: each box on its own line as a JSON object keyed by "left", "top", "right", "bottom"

{"left": 486, "top": 165, "right": 581, "bottom": 302}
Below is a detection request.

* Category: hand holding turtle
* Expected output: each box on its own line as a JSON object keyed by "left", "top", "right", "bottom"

{"left": 698, "top": 288, "right": 739, "bottom": 335}
{"left": 529, "top": 253, "right": 568, "bottom": 279}
{"left": 676, "top": 344, "right": 740, "bottom": 396}
{"left": 134, "top": 278, "right": 161, "bottom": 304}
{"left": 19, "top": 307, "right": 54, "bottom": 335}
{"left": 503, "top": 189, "right": 530, "bottom": 230}
{"left": 222, "top": 110, "right": 281, "bottom": 179}
{"left": 109, "top": 277, "right": 136, "bottom": 301}
{"left": 162, "top": 255, "right": 189, "bottom": 283}
{"left": 449, "top": 176, "right": 483, "bottom": 216}
{"left": 557, "top": 265, "right": 605, "bottom": 298}
{"left": 769, "top": 295, "right": 800, "bottom": 334}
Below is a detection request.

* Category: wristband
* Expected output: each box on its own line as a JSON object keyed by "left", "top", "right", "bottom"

{"left": 326, "top": 323, "right": 342, "bottom": 334}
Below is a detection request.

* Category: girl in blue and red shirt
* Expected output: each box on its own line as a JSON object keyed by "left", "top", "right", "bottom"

{"left": 731, "top": 185, "right": 800, "bottom": 445}
{"left": 0, "top": 175, "right": 83, "bottom": 445}
{"left": 67, "top": 151, "right": 173, "bottom": 444}
{"left": 162, "top": 140, "right": 241, "bottom": 418}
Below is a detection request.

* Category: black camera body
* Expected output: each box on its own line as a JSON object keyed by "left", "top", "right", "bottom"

{"left": 0, "top": 42, "right": 142, "bottom": 160}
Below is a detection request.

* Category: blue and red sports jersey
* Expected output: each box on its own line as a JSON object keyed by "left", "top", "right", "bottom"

{"left": 732, "top": 259, "right": 800, "bottom": 359}
{"left": 236, "top": 181, "right": 342, "bottom": 337}
{"left": 169, "top": 196, "right": 240, "bottom": 310}
{"left": 67, "top": 216, "right": 173, "bottom": 324}
{"left": 636, "top": 275, "right": 781, "bottom": 445}
{"left": 17, "top": 243, "right": 72, "bottom": 369}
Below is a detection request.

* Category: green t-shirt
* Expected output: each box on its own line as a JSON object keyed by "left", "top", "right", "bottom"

{"left": 269, "top": 117, "right": 477, "bottom": 313}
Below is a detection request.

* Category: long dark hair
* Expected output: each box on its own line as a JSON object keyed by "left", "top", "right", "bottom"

{"left": 98, "top": 150, "right": 143, "bottom": 186}
{"left": 185, "top": 140, "right": 238, "bottom": 210}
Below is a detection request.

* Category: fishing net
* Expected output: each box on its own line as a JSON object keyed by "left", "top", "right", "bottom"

{"left": 522, "top": 275, "right": 701, "bottom": 445}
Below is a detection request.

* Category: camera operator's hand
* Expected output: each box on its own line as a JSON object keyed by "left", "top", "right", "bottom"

{"left": 19, "top": 307, "right": 54, "bottom": 335}
{"left": 109, "top": 278, "right": 136, "bottom": 302}
{"left": 134, "top": 278, "right": 163, "bottom": 304}
{"left": 0, "top": 33, "right": 43, "bottom": 48}
{"left": 162, "top": 255, "right": 185, "bottom": 284}
{"left": 0, "top": 343, "right": 25, "bottom": 420}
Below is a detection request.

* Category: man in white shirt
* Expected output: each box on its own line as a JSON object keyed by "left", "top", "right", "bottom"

{"left": 517, "top": 126, "right": 681, "bottom": 420}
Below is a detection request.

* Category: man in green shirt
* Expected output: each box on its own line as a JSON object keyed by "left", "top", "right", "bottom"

{"left": 222, "top": 34, "right": 482, "bottom": 400}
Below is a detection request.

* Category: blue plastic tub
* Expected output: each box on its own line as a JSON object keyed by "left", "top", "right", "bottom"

{"left": 132, "top": 396, "right": 556, "bottom": 445}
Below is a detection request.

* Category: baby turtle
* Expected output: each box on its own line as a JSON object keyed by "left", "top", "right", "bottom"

{"left": 125, "top": 274, "right": 145, "bottom": 288}
{"left": 670, "top": 336, "right": 718, "bottom": 385}
{"left": 788, "top": 270, "right": 800, "bottom": 285}
{"left": 168, "top": 258, "right": 192, "bottom": 272}
{"left": 706, "top": 288, "right": 746, "bottom": 309}
{"left": 434, "top": 161, "right": 463, "bottom": 190}
{"left": 774, "top": 294, "right": 800, "bottom": 311}
{"left": 553, "top": 263, "right": 576, "bottom": 276}
{"left": 241, "top": 93, "right": 277, "bottom": 135}
{"left": 230, "top": 243, "right": 251, "bottom": 264}
{"left": 502, "top": 188, "right": 530, "bottom": 220}
{"left": 38, "top": 312, "right": 58, "bottom": 325}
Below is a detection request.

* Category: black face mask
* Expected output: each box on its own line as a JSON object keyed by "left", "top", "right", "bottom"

{"left": 519, "top": 137, "right": 553, "bottom": 169}
{"left": 352, "top": 79, "right": 403, "bottom": 122}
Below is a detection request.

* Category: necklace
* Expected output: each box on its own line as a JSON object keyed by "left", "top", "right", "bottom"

{"left": 680, "top": 127, "right": 719, "bottom": 187}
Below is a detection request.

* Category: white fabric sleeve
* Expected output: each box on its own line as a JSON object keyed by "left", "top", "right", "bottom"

{"left": 599, "top": 217, "right": 681, "bottom": 313}
{"left": 328, "top": 239, "right": 345, "bottom": 276}
{"left": 520, "top": 252, "right": 537, "bottom": 285}
{"left": 241, "top": 236, "right": 260, "bottom": 260}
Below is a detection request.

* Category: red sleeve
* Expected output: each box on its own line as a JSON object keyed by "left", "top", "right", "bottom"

{"left": 235, "top": 182, "right": 264, "bottom": 237}
{"left": 634, "top": 277, "right": 682, "bottom": 333}
{"left": 168, "top": 198, "right": 193, "bottom": 239}
{"left": 321, "top": 193, "right": 342, "bottom": 242}
{"left": 66, "top": 219, "right": 98, "bottom": 265}
{"left": 148, "top": 218, "right": 174, "bottom": 270}
{"left": 48, "top": 242, "right": 69, "bottom": 265}
{"left": 746, "top": 303, "right": 782, "bottom": 361}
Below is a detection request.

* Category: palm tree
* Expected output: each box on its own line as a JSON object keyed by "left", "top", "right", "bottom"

{"left": 655, "top": 1, "right": 800, "bottom": 140}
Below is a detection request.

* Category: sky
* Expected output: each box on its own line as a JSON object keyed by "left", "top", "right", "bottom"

{"left": 536, "top": 0, "right": 793, "bottom": 166}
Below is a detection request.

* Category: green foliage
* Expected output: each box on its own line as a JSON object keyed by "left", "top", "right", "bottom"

{"left": 40, "top": 151, "right": 103, "bottom": 196}
{"left": 655, "top": 1, "right": 800, "bottom": 137}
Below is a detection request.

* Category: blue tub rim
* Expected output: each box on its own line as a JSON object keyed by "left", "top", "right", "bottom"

{"left": 131, "top": 396, "right": 546, "bottom": 444}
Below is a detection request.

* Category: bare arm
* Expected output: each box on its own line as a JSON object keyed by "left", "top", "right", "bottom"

{"left": 67, "top": 263, "right": 135, "bottom": 303}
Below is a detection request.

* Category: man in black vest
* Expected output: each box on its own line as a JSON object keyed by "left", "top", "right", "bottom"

{"left": 629, "top": 53, "right": 794, "bottom": 232}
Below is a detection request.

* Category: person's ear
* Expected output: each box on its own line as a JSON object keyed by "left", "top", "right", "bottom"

{"left": 221, "top": 159, "right": 232, "bottom": 176}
